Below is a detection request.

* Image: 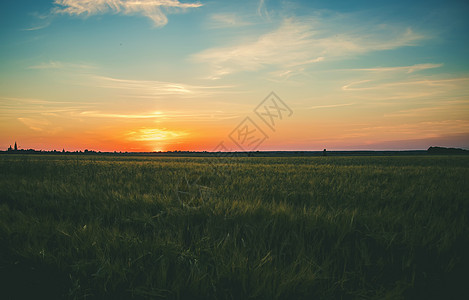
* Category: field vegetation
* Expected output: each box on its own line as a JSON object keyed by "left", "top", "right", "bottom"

{"left": 1, "top": 154, "right": 468, "bottom": 299}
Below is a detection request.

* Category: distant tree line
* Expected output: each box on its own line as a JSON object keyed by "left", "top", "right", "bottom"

{"left": 2, "top": 143, "right": 468, "bottom": 156}
{"left": 427, "top": 146, "right": 468, "bottom": 155}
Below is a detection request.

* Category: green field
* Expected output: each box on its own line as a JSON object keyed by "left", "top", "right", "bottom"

{"left": 1, "top": 154, "right": 468, "bottom": 299}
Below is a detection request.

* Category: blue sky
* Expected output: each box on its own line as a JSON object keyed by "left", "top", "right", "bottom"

{"left": 1, "top": 0, "right": 468, "bottom": 151}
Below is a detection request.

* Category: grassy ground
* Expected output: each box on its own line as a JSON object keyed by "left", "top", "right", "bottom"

{"left": 0, "top": 154, "right": 468, "bottom": 299}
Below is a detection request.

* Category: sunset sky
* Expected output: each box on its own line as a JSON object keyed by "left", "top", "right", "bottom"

{"left": 1, "top": 0, "right": 468, "bottom": 152}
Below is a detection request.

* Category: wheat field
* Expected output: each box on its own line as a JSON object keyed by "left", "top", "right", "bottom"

{"left": 1, "top": 154, "right": 468, "bottom": 299}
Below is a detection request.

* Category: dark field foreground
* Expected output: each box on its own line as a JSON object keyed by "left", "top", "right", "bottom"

{"left": 0, "top": 155, "right": 468, "bottom": 299}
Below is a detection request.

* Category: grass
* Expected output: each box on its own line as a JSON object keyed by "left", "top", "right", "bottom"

{"left": 0, "top": 154, "right": 468, "bottom": 299}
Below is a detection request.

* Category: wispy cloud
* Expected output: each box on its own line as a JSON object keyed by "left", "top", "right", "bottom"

{"left": 383, "top": 100, "right": 469, "bottom": 118}
{"left": 308, "top": 103, "right": 355, "bottom": 110}
{"left": 17, "top": 116, "right": 64, "bottom": 135}
{"left": 338, "top": 76, "right": 469, "bottom": 106}
{"left": 79, "top": 110, "right": 239, "bottom": 121}
{"left": 17, "top": 117, "right": 51, "bottom": 132}
{"left": 28, "top": 61, "right": 95, "bottom": 70}
{"left": 342, "top": 77, "right": 469, "bottom": 92}
{"left": 23, "top": 22, "right": 52, "bottom": 31}
{"left": 92, "top": 75, "right": 233, "bottom": 97}
{"left": 257, "top": 0, "right": 270, "bottom": 20}
{"left": 0, "top": 97, "right": 89, "bottom": 116}
{"left": 51, "top": 0, "right": 203, "bottom": 27}
{"left": 0, "top": 97, "right": 76, "bottom": 106}
{"left": 353, "top": 63, "right": 443, "bottom": 73}
{"left": 23, "top": 12, "right": 54, "bottom": 31}
{"left": 208, "top": 13, "right": 252, "bottom": 28}
{"left": 80, "top": 111, "right": 163, "bottom": 119}
{"left": 193, "top": 17, "right": 426, "bottom": 79}
{"left": 338, "top": 64, "right": 469, "bottom": 104}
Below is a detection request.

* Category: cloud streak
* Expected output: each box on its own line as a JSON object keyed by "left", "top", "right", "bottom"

{"left": 17, "top": 117, "right": 52, "bottom": 132}
{"left": 92, "top": 75, "right": 233, "bottom": 97}
{"left": 80, "top": 111, "right": 163, "bottom": 119}
{"left": 28, "top": 61, "right": 95, "bottom": 70}
{"left": 208, "top": 13, "right": 252, "bottom": 28}
{"left": 352, "top": 63, "right": 443, "bottom": 73}
{"left": 23, "top": 12, "right": 54, "bottom": 31}
{"left": 52, "top": 0, "right": 203, "bottom": 27}
{"left": 193, "top": 17, "right": 426, "bottom": 79}
{"left": 342, "top": 77, "right": 469, "bottom": 92}
{"left": 79, "top": 110, "right": 240, "bottom": 122}
{"left": 383, "top": 100, "right": 469, "bottom": 118}
{"left": 0, "top": 97, "right": 90, "bottom": 116}
{"left": 257, "top": 0, "right": 269, "bottom": 19}
{"left": 308, "top": 103, "right": 355, "bottom": 110}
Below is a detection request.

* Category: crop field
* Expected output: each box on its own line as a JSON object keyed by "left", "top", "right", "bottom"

{"left": 0, "top": 154, "right": 468, "bottom": 299}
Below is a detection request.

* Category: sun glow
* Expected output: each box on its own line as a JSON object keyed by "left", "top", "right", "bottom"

{"left": 126, "top": 128, "right": 188, "bottom": 142}
{"left": 120, "top": 128, "right": 188, "bottom": 151}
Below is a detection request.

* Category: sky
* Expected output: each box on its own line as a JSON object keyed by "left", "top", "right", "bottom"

{"left": 1, "top": 0, "right": 468, "bottom": 152}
